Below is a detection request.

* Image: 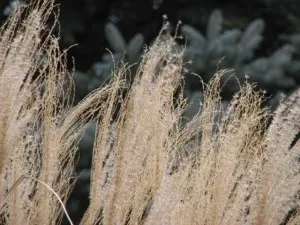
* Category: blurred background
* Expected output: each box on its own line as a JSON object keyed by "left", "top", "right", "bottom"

{"left": 1, "top": 0, "right": 300, "bottom": 223}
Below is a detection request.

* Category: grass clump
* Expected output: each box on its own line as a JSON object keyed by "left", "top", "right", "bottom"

{"left": 0, "top": 1, "right": 300, "bottom": 224}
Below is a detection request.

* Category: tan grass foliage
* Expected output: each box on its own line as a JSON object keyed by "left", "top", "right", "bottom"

{"left": 0, "top": 1, "right": 300, "bottom": 224}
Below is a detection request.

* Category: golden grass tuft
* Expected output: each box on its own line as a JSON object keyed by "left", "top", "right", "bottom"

{"left": 0, "top": 1, "right": 300, "bottom": 225}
